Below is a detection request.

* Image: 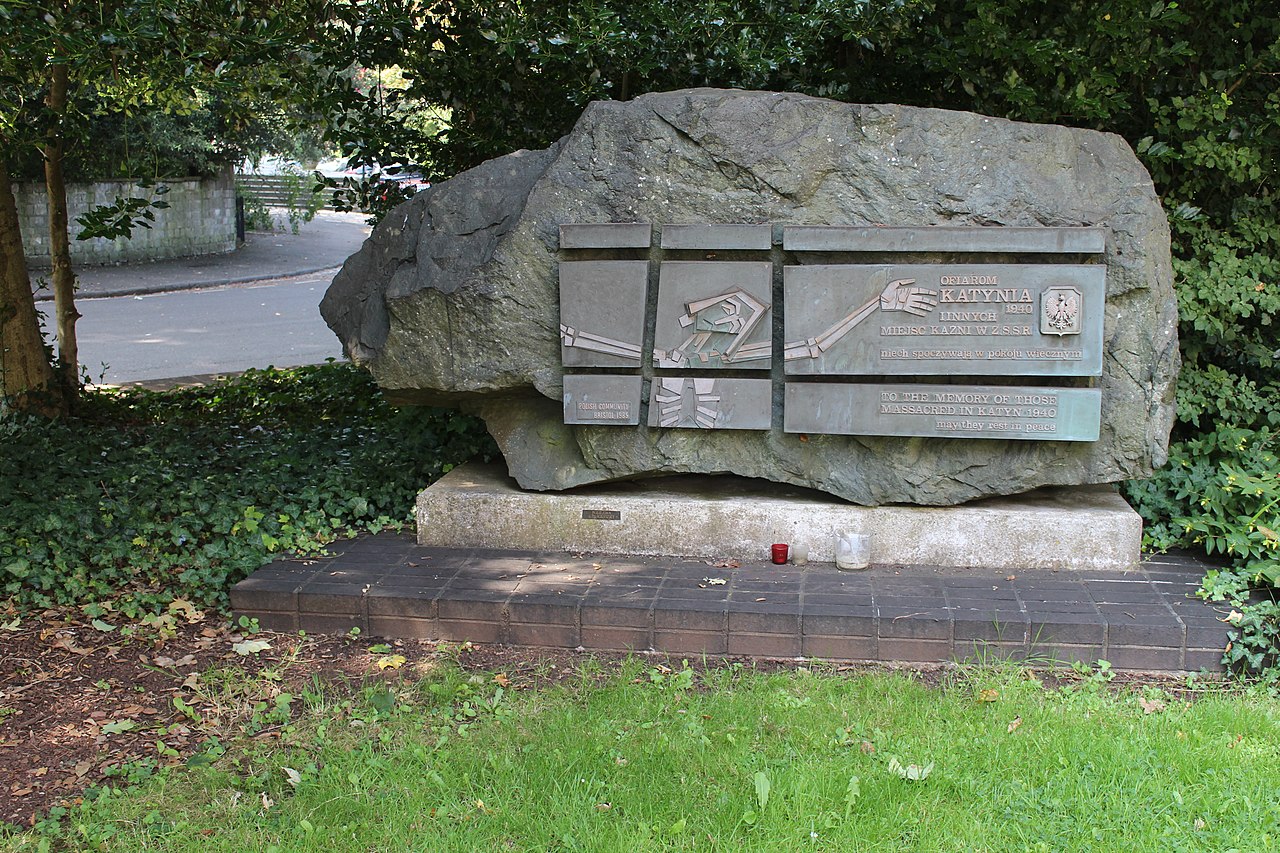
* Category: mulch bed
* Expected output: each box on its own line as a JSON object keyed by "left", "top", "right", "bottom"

{"left": 0, "top": 608, "right": 1223, "bottom": 830}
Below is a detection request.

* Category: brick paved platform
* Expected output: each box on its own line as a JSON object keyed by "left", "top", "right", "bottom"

{"left": 231, "top": 534, "right": 1232, "bottom": 672}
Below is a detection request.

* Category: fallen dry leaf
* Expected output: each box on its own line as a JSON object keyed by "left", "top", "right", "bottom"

{"left": 1138, "top": 697, "right": 1167, "bottom": 714}
{"left": 978, "top": 689, "right": 1000, "bottom": 703}
{"left": 376, "top": 654, "right": 407, "bottom": 670}
{"left": 493, "top": 673, "right": 511, "bottom": 687}
{"left": 1007, "top": 716, "right": 1023, "bottom": 734}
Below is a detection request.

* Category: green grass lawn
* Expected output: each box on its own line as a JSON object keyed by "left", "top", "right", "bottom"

{"left": 6, "top": 657, "right": 1279, "bottom": 852}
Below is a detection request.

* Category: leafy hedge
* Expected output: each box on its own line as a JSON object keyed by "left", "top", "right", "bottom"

{"left": 0, "top": 364, "right": 496, "bottom": 615}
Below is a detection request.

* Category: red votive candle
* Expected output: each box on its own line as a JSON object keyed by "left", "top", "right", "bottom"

{"left": 771, "top": 544, "right": 789, "bottom": 564}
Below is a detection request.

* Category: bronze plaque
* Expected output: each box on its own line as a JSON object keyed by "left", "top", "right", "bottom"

{"left": 563, "top": 375, "right": 643, "bottom": 425}
{"left": 783, "top": 264, "right": 1105, "bottom": 377}
{"left": 653, "top": 261, "right": 773, "bottom": 369}
{"left": 785, "top": 383, "right": 1102, "bottom": 441}
{"left": 559, "top": 261, "right": 649, "bottom": 367}
{"left": 646, "top": 377, "right": 772, "bottom": 430}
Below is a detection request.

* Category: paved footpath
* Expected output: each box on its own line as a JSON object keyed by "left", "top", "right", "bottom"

{"left": 233, "top": 534, "right": 1234, "bottom": 674}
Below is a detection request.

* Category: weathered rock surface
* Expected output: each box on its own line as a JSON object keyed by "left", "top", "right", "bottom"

{"left": 321, "top": 88, "right": 1178, "bottom": 506}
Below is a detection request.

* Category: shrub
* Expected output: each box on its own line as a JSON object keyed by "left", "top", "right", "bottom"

{"left": 0, "top": 364, "right": 496, "bottom": 616}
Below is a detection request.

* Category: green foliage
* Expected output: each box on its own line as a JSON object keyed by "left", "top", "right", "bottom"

{"left": 237, "top": 189, "right": 275, "bottom": 232}
{"left": 8, "top": 662, "right": 1280, "bottom": 851}
{"left": 74, "top": 179, "right": 171, "bottom": 241}
{"left": 0, "top": 363, "right": 496, "bottom": 615}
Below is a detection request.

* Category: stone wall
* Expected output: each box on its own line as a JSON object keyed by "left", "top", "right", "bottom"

{"left": 17, "top": 165, "right": 236, "bottom": 267}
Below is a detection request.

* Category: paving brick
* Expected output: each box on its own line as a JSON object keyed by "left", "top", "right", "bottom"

{"left": 1183, "top": 648, "right": 1227, "bottom": 672}
{"left": 381, "top": 567, "right": 455, "bottom": 585}
{"left": 953, "top": 612, "right": 1029, "bottom": 643}
{"left": 437, "top": 619, "right": 503, "bottom": 644}
{"left": 508, "top": 621, "right": 579, "bottom": 648}
{"left": 366, "top": 588, "right": 439, "bottom": 618}
{"left": 1094, "top": 603, "right": 1178, "bottom": 620}
{"left": 440, "top": 584, "right": 512, "bottom": 602}
{"left": 299, "top": 612, "right": 366, "bottom": 634}
{"left": 1028, "top": 644, "right": 1106, "bottom": 667}
{"left": 581, "top": 601, "right": 652, "bottom": 628}
{"left": 803, "top": 592, "right": 874, "bottom": 609}
{"left": 230, "top": 583, "right": 296, "bottom": 613}
{"left": 956, "top": 641, "right": 1027, "bottom": 664}
{"left": 1183, "top": 621, "right": 1230, "bottom": 648}
{"left": 1108, "top": 621, "right": 1184, "bottom": 648}
{"left": 1019, "top": 602, "right": 1095, "bottom": 616}
{"left": 877, "top": 637, "right": 955, "bottom": 663}
{"left": 945, "top": 593, "right": 1020, "bottom": 608}
{"left": 800, "top": 606, "right": 876, "bottom": 637}
{"left": 1027, "top": 614, "right": 1105, "bottom": 646}
{"left": 1085, "top": 582, "right": 1163, "bottom": 603}
{"left": 516, "top": 575, "right": 596, "bottom": 590}
{"left": 368, "top": 616, "right": 436, "bottom": 639}
{"left": 877, "top": 609, "right": 952, "bottom": 640}
{"left": 449, "top": 569, "right": 523, "bottom": 586}
{"left": 654, "top": 604, "right": 726, "bottom": 632}
{"left": 1104, "top": 645, "right": 1186, "bottom": 671}
{"left": 802, "top": 634, "right": 878, "bottom": 661}
{"left": 506, "top": 596, "right": 580, "bottom": 625}
{"left": 581, "top": 625, "right": 652, "bottom": 651}
{"left": 874, "top": 594, "right": 948, "bottom": 612}
{"left": 731, "top": 579, "right": 804, "bottom": 594}
{"left": 239, "top": 610, "right": 297, "bottom": 633}
{"left": 439, "top": 597, "right": 506, "bottom": 622}
{"left": 297, "top": 586, "right": 365, "bottom": 615}
{"left": 728, "top": 607, "right": 800, "bottom": 635}
{"left": 945, "top": 576, "right": 1016, "bottom": 591}
{"left": 873, "top": 579, "right": 945, "bottom": 596}
{"left": 653, "top": 629, "right": 726, "bottom": 655}
{"left": 729, "top": 593, "right": 801, "bottom": 610}
{"left": 582, "top": 587, "right": 658, "bottom": 607}
{"left": 313, "top": 566, "right": 387, "bottom": 583}
{"left": 728, "top": 632, "right": 801, "bottom": 658}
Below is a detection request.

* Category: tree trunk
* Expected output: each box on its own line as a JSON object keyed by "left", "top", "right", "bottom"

{"left": 0, "top": 151, "right": 59, "bottom": 415}
{"left": 44, "top": 59, "right": 80, "bottom": 399}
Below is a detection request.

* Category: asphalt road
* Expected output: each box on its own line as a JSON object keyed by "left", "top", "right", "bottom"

{"left": 64, "top": 271, "right": 345, "bottom": 385}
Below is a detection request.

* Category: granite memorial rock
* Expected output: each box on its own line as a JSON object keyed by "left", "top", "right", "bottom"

{"left": 321, "top": 88, "right": 1178, "bottom": 506}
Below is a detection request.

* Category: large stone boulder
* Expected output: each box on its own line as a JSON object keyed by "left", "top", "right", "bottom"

{"left": 321, "top": 88, "right": 1178, "bottom": 506}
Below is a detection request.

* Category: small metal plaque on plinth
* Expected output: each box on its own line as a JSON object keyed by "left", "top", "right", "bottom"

{"left": 784, "top": 383, "right": 1102, "bottom": 441}
{"left": 563, "top": 375, "right": 643, "bottom": 425}
{"left": 647, "top": 377, "right": 772, "bottom": 430}
{"left": 653, "top": 261, "right": 773, "bottom": 369}
{"left": 783, "top": 264, "right": 1104, "bottom": 377}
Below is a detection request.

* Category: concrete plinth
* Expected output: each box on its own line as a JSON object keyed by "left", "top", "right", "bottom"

{"left": 416, "top": 463, "right": 1143, "bottom": 572}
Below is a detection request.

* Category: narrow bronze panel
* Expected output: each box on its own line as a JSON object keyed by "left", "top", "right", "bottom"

{"left": 782, "top": 226, "right": 1106, "bottom": 254}
{"left": 559, "top": 223, "right": 652, "bottom": 249}
{"left": 661, "top": 224, "right": 772, "bottom": 250}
